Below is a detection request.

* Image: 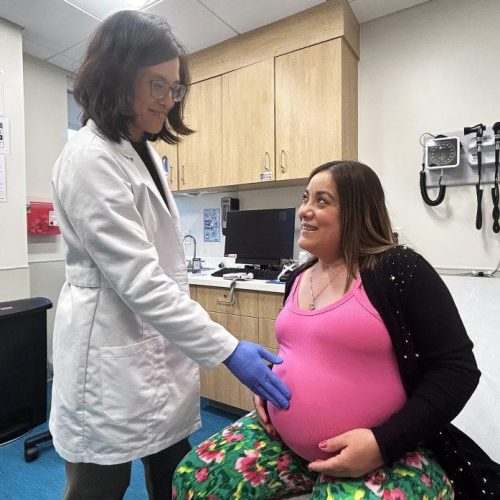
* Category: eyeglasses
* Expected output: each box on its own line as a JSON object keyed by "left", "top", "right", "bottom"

{"left": 149, "top": 79, "right": 187, "bottom": 102}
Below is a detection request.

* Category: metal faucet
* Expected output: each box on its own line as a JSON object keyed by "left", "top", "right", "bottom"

{"left": 183, "top": 234, "right": 197, "bottom": 271}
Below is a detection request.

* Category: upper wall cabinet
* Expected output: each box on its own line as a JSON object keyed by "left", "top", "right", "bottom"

{"left": 275, "top": 39, "right": 358, "bottom": 181}
{"left": 222, "top": 59, "right": 275, "bottom": 186}
{"left": 152, "top": 140, "right": 178, "bottom": 192}
{"left": 176, "top": 0, "right": 359, "bottom": 192}
{"left": 178, "top": 76, "right": 223, "bottom": 190}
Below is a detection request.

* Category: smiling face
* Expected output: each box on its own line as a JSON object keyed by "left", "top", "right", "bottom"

{"left": 127, "top": 57, "right": 180, "bottom": 141}
{"left": 298, "top": 170, "right": 342, "bottom": 262}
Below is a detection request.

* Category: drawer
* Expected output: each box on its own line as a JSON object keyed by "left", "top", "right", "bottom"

{"left": 196, "top": 286, "right": 259, "bottom": 317}
{"left": 258, "top": 291, "right": 284, "bottom": 320}
{"left": 259, "top": 318, "right": 279, "bottom": 350}
{"left": 200, "top": 364, "right": 254, "bottom": 412}
{"left": 207, "top": 311, "right": 259, "bottom": 343}
{"left": 220, "top": 312, "right": 259, "bottom": 343}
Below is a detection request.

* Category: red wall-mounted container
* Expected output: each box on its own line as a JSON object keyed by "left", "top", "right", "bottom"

{"left": 27, "top": 202, "right": 60, "bottom": 235}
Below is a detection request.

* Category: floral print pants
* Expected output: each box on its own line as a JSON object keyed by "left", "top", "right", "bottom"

{"left": 173, "top": 411, "right": 454, "bottom": 499}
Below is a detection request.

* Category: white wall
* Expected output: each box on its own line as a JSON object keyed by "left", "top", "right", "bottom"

{"left": 174, "top": 185, "right": 304, "bottom": 263}
{"left": 24, "top": 54, "right": 68, "bottom": 375}
{"left": 24, "top": 54, "right": 67, "bottom": 261}
{"left": 0, "top": 19, "right": 29, "bottom": 301}
{"left": 358, "top": 0, "right": 500, "bottom": 271}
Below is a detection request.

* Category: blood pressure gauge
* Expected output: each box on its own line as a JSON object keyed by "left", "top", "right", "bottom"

{"left": 425, "top": 136, "right": 460, "bottom": 169}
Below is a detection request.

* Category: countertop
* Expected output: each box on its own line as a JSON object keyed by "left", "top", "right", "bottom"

{"left": 188, "top": 271, "right": 286, "bottom": 293}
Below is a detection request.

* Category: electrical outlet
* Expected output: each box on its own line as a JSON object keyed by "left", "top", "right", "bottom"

{"left": 392, "top": 227, "right": 404, "bottom": 244}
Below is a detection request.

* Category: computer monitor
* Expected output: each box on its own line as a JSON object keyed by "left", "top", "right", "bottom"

{"left": 224, "top": 208, "right": 296, "bottom": 266}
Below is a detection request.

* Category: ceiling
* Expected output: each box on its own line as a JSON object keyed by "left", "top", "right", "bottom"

{"left": 0, "top": 0, "right": 431, "bottom": 73}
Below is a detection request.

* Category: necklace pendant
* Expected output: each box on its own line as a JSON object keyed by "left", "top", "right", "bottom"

{"left": 308, "top": 302, "right": 315, "bottom": 310}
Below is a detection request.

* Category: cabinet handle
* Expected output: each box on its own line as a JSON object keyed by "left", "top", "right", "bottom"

{"left": 217, "top": 294, "right": 235, "bottom": 306}
{"left": 264, "top": 151, "right": 271, "bottom": 172}
{"left": 280, "top": 150, "right": 287, "bottom": 174}
{"left": 168, "top": 164, "right": 174, "bottom": 184}
{"left": 217, "top": 280, "right": 237, "bottom": 305}
{"left": 180, "top": 165, "right": 185, "bottom": 185}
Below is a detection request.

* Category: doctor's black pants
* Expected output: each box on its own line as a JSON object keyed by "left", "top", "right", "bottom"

{"left": 63, "top": 438, "right": 191, "bottom": 500}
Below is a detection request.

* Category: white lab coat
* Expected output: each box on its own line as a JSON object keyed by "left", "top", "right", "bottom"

{"left": 49, "top": 120, "right": 238, "bottom": 464}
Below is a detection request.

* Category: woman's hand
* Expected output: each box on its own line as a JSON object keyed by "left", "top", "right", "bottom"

{"left": 253, "top": 395, "right": 279, "bottom": 440}
{"left": 308, "top": 428, "right": 384, "bottom": 478}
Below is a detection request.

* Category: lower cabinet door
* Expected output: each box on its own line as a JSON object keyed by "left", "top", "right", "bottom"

{"left": 200, "top": 312, "right": 258, "bottom": 411}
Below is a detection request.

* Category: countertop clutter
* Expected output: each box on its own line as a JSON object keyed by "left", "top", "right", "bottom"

{"left": 188, "top": 271, "right": 285, "bottom": 293}
{"left": 186, "top": 256, "right": 287, "bottom": 293}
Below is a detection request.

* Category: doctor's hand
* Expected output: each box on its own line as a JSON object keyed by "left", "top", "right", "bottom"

{"left": 253, "top": 395, "right": 279, "bottom": 440}
{"left": 308, "top": 428, "right": 384, "bottom": 478}
{"left": 223, "top": 341, "right": 291, "bottom": 409}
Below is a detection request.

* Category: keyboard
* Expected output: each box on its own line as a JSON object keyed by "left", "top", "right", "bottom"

{"left": 211, "top": 267, "right": 281, "bottom": 281}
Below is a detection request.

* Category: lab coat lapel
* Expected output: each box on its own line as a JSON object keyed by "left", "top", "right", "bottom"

{"left": 85, "top": 120, "right": 179, "bottom": 227}
{"left": 126, "top": 140, "right": 184, "bottom": 236}
{"left": 121, "top": 142, "right": 184, "bottom": 244}
{"left": 145, "top": 141, "right": 179, "bottom": 220}
{"left": 119, "top": 140, "right": 167, "bottom": 208}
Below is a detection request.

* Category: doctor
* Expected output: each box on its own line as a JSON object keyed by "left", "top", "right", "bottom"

{"left": 50, "top": 10, "right": 290, "bottom": 500}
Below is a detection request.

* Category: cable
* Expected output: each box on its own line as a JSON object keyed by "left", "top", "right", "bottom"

{"left": 488, "top": 256, "right": 500, "bottom": 276}
{"left": 491, "top": 122, "right": 500, "bottom": 233}
{"left": 464, "top": 124, "right": 485, "bottom": 230}
{"left": 419, "top": 133, "right": 446, "bottom": 206}
{"left": 419, "top": 132, "right": 435, "bottom": 147}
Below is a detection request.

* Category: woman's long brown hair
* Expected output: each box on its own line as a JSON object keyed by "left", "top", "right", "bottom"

{"left": 304, "top": 160, "right": 396, "bottom": 291}
{"left": 74, "top": 10, "right": 193, "bottom": 144}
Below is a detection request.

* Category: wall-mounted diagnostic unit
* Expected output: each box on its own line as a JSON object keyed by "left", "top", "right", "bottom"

{"left": 425, "top": 136, "right": 460, "bottom": 169}
{"left": 420, "top": 123, "right": 500, "bottom": 232}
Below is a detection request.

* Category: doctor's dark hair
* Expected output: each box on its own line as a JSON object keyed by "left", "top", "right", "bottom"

{"left": 302, "top": 160, "right": 396, "bottom": 286}
{"left": 73, "top": 10, "right": 193, "bottom": 143}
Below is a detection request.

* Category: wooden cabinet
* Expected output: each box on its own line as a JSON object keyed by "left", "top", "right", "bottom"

{"left": 258, "top": 292, "right": 283, "bottom": 350}
{"left": 175, "top": 1, "right": 358, "bottom": 191}
{"left": 202, "top": 312, "right": 258, "bottom": 411}
{"left": 177, "top": 39, "right": 357, "bottom": 191}
{"left": 178, "top": 77, "right": 223, "bottom": 190}
{"left": 151, "top": 140, "right": 179, "bottom": 191}
{"left": 195, "top": 286, "right": 259, "bottom": 317}
{"left": 192, "top": 285, "right": 283, "bottom": 411}
{"left": 222, "top": 59, "right": 275, "bottom": 186}
{"left": 275, "top": 39, "right": 358, "bottom": 180}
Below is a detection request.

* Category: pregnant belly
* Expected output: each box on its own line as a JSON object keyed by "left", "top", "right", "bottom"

{"left": 267, "top": 356, "right": 406, "bottom": 462}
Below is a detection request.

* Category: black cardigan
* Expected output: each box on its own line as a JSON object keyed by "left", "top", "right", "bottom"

{"left": 284, "top": 247, "right": 500, "bottom": 498}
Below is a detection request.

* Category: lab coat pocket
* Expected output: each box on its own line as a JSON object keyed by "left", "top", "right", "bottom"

{"left": 100, "top": 337, "right": 164, "bottom": 423}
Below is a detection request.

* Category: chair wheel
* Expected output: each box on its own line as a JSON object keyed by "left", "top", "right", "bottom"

{"left": 24, "top": 446, "right": 39, "bottom": 462}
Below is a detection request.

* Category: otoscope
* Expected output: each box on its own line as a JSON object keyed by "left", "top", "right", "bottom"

{"left": 492, "top": 122, "right": 500, "bottom": 233}
{"left": 464, "top": 123, "right": 486, "bottom": 230}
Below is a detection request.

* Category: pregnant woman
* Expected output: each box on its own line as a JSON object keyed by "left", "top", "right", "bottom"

{"left": 173, "top": 161, "right": 499, "bottom": 499}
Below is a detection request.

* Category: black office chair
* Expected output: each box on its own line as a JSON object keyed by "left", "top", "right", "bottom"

{"left": 0, "top": 297, "right": 52, "bottom": 461}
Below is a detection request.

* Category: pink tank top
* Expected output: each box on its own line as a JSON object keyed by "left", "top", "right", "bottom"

{"left": 267, "top": 274, "right": 407, "bottom": 462}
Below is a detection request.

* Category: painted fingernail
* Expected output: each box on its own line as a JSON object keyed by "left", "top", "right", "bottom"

{"left": 319, "top": 441, "right": 327, "bottom": 449}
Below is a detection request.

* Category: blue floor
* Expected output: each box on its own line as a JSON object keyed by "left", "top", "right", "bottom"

{"left": 0, "top": 390, "right": 238, "bottom": 500}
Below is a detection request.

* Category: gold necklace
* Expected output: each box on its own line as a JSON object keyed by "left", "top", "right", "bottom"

{"left": 308, "top": 265, "right": 341, "bottom": 310}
